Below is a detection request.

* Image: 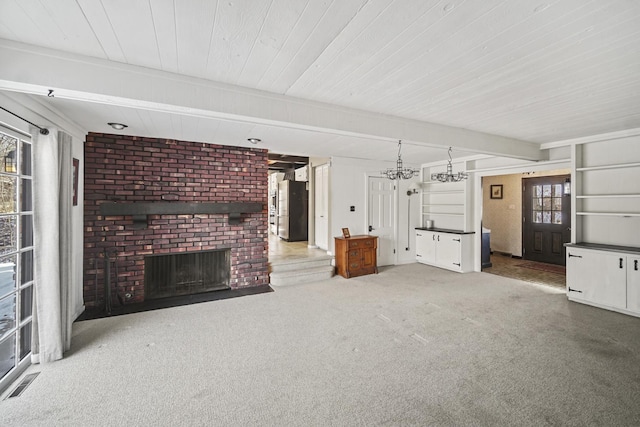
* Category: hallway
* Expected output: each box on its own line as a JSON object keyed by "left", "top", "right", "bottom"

{"left": 483, "top": 253, "right": 566, "bottom": 290}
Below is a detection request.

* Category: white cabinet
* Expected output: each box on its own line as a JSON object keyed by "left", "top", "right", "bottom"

{"left": 415, "top": 229, "right": 474, "bottom": 272}
{"left": 628, "top": 256, "right": 640, "bottom": 312}
{"left": 566, "top": 244, "right": 640, "bottom": 317}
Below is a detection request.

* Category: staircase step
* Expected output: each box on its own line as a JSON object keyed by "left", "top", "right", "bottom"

{"left": 269, "top": 255, "right": 333, "bottom": 273}
{"left": 270, "top": 265, "right": 335, "bottom": 287}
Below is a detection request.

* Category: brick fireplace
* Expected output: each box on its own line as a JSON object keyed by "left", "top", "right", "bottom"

{"left": 83, "top": 133, "right": 268, "bottom": 308}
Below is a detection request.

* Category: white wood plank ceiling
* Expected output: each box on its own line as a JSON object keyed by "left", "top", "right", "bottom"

{"left": 1, "top": 0, "right": 639, "bottom": 164}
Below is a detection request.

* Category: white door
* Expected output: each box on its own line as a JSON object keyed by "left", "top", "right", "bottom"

{"left": 314, "top": 164, "right": 329, "bottom": 250}
{"left": 368, "top": 176, "right": 396, "bottom": 266}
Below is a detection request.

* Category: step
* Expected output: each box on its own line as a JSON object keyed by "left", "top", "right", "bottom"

{"left": 269, "top": 255, "right": 333, "bottom": 273}
{"left": 270, "top": 265, "right": 335, "bottom": 287}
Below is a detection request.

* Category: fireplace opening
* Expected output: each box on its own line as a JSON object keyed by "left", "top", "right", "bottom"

{"left": 144, "top": 249, "right": 231, "bottom": 300}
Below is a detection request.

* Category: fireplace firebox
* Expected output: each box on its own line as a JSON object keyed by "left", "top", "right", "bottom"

{"left": 144, "top": 250, "right": 231, "bottom": 300}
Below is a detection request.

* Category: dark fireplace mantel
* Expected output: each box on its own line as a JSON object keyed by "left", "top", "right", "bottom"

{"left": 100, "top": 202, "right": 264, "bottom": 227}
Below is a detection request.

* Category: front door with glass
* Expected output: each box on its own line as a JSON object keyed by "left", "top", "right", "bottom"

{"left": 522, "top": 175, "right": 571, "bottom": 265}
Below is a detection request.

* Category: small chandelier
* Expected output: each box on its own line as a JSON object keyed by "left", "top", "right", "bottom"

{"left": 381, "top": 140, "right": 419, "bottom": 180}
{"left": 430, "top": 147, "right": 468, "bottom": 183}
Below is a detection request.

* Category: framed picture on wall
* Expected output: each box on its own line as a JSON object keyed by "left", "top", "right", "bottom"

{"left": 490, "top": 184, "right": 503, "bottom": 199}
{"left": 73, "top": 158, "right": 79, "bottom": 206}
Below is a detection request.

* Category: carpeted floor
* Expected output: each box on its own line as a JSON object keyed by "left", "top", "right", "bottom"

{"left": 2, "top": 263, "right": 639, "bottom": 426}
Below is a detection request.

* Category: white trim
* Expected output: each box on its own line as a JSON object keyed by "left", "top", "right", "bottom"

{"left": 0, "top": 39, "right": 544, "bottom": 160}
{"left": 541, "top": 128, "right": 640, "bottom": 149}
{"left": 466, "top": 159, "right": 570, "bottom": 174}
{"left": 0, "top": 121, "right": 32, "bottom": 139}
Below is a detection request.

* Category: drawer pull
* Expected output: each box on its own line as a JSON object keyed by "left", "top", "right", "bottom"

{"left": 568, "top": 253, "right": 582, "bottom": 258}
{"left": 568, "top": 287, "right": 583, "bottom": 293}
{"left": 453, "top": 238, "right": 461, "bottom": 242}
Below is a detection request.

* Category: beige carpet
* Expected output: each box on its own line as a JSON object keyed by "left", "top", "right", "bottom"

{"left": 2, "top": 263, "right": 640, "bottom": 426}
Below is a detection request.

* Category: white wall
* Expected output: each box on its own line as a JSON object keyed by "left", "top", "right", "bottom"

{"left": 329, "top": 156, "right": 420, "bottom": 265}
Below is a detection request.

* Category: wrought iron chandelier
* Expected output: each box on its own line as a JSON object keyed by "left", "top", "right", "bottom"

{"left": 381, "top": 140, "right": 419, "bottom": 180}
{"left": 430, "top": 147, "right": 468, "bottom": 183}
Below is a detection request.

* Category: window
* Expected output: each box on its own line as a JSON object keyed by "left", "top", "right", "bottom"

{"left": 0, "top": 129, "right": 33, "bottom": 384}
{"left": 532, "top": 184, "right": 563, "bottom": 224}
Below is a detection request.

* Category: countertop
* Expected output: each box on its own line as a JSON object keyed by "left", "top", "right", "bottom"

{"left": 415, "top": 227, "right": 475, "bottom": 235}
{"left": 565, "top": 242, "right": 640, "bottom": 255}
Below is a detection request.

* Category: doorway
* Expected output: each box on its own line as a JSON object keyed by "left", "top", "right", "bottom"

{"left": 367, "top": 176, "right": 396, "bottom": 266}
{"left": 522, "top": 175, "right": 571, "bottom": 265}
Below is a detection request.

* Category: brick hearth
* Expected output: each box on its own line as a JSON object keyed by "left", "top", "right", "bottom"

{"left": 83, "top": 133, "right": 268, "bottom": 307}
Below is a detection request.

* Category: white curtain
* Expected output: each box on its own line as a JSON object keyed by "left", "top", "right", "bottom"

{"left": 30, "top": 127, "right": 73, "bottom": 363}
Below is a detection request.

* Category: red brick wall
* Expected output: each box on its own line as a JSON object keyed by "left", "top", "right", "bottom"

{"left": 83, "top": 133, "right": 268, "bottom": 307}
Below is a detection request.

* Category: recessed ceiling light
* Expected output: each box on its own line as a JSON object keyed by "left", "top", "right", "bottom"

{"left": 108, "top": 122, "right": 128, "bottom": 130}
{"left": 247, "top": 138, "right": 261, "bottom": 144}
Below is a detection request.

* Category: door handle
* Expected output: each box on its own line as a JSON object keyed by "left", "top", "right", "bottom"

{"left": 368, "top": 225, "right": 373, "bottom": 232}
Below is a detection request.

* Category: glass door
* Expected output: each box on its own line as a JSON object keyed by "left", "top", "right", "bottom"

{"left": 0, "top": 128, "right": 33, "bottom": 388}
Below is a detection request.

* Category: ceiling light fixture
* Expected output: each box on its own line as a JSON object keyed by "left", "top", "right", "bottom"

{"left": 247, "top": 138, "right": 261, "bottom": 144}
{"left": 381, "top": 140, "right": 419, "bottom": 180}
{"left": 108, "top": 122, "right": 128, "bottom": 130}
{"left": 430, "top": 147, "right": 468, "bottom": 183}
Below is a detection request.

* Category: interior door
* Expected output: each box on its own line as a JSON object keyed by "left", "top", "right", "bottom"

{"left": 368, "top": 176, "right": 395, "bottom": 266}
{"left": 314, "top": 164, "right": 329, "bottom": 250}
{"left": 522, "top": 175, "right": 571, "bottom": 265}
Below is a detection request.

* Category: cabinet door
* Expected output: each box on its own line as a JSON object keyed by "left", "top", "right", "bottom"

{"left": 435, "top": 234, "right": 461, "bottom": 270}
{"left": 416, "top": 231, "right": 436, "bottom": 263}
{"left": 627, "top": 257, "right": 640, "bottom": 312}
{"left": 362, "top": 247, "right": 376, "bottom": 269}
{"left": 566, "top": 249, "right": 626, "bottom": 309}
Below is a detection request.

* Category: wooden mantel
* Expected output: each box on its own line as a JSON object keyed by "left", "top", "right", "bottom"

{"left": 99, "top": 202, "right": 264, "bottom": 227}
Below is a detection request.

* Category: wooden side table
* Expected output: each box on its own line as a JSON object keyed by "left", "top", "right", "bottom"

{"left": 334, "top": 235, "right": 378, "bottom": 278}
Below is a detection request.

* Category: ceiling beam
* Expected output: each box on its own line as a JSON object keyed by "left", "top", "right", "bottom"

{"left": 0, "top": 39, "right": 544, "bottom": 160}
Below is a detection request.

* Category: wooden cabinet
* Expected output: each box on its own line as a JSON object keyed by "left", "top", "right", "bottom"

{"left": 334, "top": 235, "right": 378, "bottom": 278}
{"left": 566, "top": 243, "right": 640, "bottom": 317}
{"left": 415, "top": 228, "right": 474, "bottom": 273}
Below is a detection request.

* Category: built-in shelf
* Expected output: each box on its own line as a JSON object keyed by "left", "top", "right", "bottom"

{"left": 577, "top": 194, "right": 640, "bottom": 199}
{"left": 423, "top": 212, "right": 465, "bottom": 217}
{"left": 422, "top": 190, "right": 465, "bottom": 194}
{"left": 576, "top": 212, "right": 640, "bottom": 217}
{"left": 576, "top": 162, "right": 640, "bottom": 172}
{"left": 422, "top": 203, "right": 465, "bottom": 207}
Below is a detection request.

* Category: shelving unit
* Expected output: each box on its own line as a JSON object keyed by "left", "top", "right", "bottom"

{"left": 419, "top": 164, "right": 472, "bottom": 232}
{"left": 567, "top": 135, "right": 640, "bottom": 317}
{"left": 573, "top": 139, "right": 640, "bottom": 247}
